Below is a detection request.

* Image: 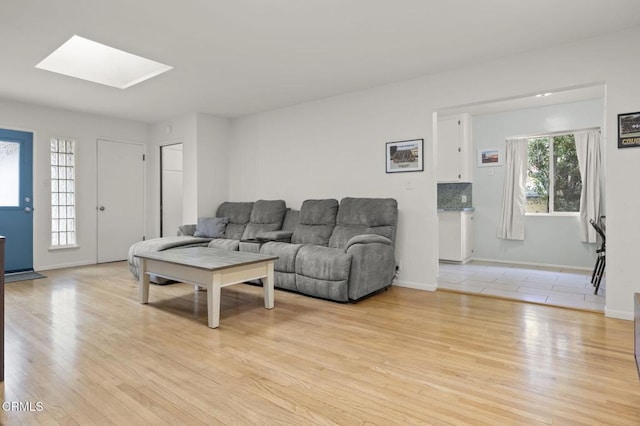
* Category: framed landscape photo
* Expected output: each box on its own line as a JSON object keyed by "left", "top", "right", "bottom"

{"left": 618, "top": 111, "right": 640, "bottom": 148}
{"left": 477, "top": 148, "right": 503, "bottom": 167}
{"left": 385, "top": 139, "right": 423, "bottom": 173}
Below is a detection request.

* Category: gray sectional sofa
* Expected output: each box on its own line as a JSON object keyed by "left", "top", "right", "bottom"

{"left": 128, "top": 197, "right": 398, "bottom": 302}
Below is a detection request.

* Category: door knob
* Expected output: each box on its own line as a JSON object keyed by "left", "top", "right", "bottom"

{"left": 24, "top": 207, "right": 32, "bottom": 213}
{"left": 99, "top": 206, "right": 105, "bottom": 211}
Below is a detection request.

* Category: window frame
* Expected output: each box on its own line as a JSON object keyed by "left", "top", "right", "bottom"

{"left": 525, "top": 132, "right": 581, "bottom": 217}
{"left": 49, "top": 137, "right": 78, "bottom": 250}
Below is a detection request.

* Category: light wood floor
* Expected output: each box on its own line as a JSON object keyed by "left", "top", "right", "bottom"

{"left": 2, "top": 262, "right": 639, "bottom": 425}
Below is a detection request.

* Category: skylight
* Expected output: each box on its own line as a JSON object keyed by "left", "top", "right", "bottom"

{"left": 35, "top": 35, "right": 172, "bottom": 89}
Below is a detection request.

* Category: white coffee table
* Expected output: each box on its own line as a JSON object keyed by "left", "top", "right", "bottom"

{"left": 136, "top": 247, "right": 278, "bottom": 328}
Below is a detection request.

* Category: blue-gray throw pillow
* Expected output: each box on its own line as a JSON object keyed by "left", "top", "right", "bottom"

{"left": 194, "top": 217, "right": 229, "bottom": 238}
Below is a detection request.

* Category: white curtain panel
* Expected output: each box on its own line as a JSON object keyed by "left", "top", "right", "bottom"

{"left": 575, "top": 130, "right": 603, "bottom": 243}
{"left": 497, "top": 138, "right": 529, "bottom": 240}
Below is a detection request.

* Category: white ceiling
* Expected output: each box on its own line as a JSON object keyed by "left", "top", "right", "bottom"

{"left": 1, "top": 1, "right": 639, "bottom": 123}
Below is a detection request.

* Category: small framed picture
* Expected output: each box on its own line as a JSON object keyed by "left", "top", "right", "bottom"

{"left": 618, "top": 111, "right": 640, "bottom": 148}
{"left": 477, "top": 148, "right": 503, "bottom": 167}
{"left": 385, "top": 139, "right": 423, "bottom": 173}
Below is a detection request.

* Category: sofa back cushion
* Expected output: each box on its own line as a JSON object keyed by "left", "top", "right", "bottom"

{"left": 328, "top": 198, "right": 398, "bottom": 249}
{"left": 241, "top": 199, "right": 287, "bottom": 240}
{"left": 291, "top": 199, "right": 338, "bottom": 246}
{"left": 216, "top": 201, "right": 254, "bottom": 240}
{"left": 282, "top": 209, "right": 300, "bottom": 232}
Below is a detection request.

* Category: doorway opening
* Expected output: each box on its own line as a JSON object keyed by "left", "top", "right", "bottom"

{"left": 434, "top": 83, "right": 606, "bottom": 311}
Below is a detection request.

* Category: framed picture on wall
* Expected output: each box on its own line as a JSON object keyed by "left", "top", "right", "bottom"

{"left": 477, "top": 148, "right": 503, "bottom": 167}
{"left": 385, "top": 139, "right": 423, "bottom": 173}
{"left": 618, "top": 111, "right": 640, "bottom": 148}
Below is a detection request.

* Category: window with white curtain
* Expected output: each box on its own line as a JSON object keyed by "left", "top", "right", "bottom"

{"left": 526, "top": 133, "right": 582, "bottom": 214}
{"left": 50, "top": 138, "right": 76, "bottom": 247}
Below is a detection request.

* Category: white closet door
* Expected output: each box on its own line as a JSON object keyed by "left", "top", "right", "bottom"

{"left": 97, "top": 139, "right": 145, "bottom": 263}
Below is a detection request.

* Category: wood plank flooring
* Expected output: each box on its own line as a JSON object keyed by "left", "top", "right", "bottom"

{"left": 1, "top": 261, "right": 639, "bottom": 425}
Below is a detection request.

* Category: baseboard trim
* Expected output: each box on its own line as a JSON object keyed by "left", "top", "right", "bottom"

{"left": 470, "top": 257, "right": 592, "bottom": 272}
{"left": 604, "top": 307, "right": 633, "bottom": 321}
{"left": 35, "top": 260, "right": 96, "bottom": 271}
{"left": 393, "top": 280, "right": 437, "bottom": 292}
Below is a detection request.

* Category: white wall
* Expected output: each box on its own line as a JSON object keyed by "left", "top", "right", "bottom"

{"left": 0, "top": 99, "right": 148, "bottom": 270}
{"left": 196, "top": 113, "right": 230, "bottom": 217}
{"left": 149, "top": 113, "right": 197, "bottom": 236}
{"left": 0, "top": 101, "right": 229, "bottom": 269}
{"left": 149, "top": 113, "right": 230, "bottom": 237}
{"left": 229, "top": 26, "right": 640, "bottom": 319}
{"left": 229, "top": 84, "right": 438, "bottom": 291}
{"left": 161, "top": 143, "right": 183, "bottom": 236}
{"left": 472, "top": 99, "right": 604, "bottom": 268}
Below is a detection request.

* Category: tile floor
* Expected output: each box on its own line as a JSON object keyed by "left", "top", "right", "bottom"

{"left": 437, "top": 260, "right": 605, "bottom": 312}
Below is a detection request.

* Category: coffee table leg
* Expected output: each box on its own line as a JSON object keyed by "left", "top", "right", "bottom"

{"left": 207, "top": 273, "right": 222, "bottom": 328}
{"left": 263, "top": 261, "right": 274, "bottom": 309}
{"left": 139, "top": 258, "right": 150, "bottom": 304}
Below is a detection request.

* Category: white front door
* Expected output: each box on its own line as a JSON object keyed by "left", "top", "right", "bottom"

{"left": 97, "top": 139, "right": 145, "bottom": 263}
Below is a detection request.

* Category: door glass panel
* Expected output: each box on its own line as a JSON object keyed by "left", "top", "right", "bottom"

{"left": 0, "top": 141, "right": 20, "bottom": 206}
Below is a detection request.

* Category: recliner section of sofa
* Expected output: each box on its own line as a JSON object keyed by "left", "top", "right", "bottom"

{"left": 289, "top": 197, "right": 398, "bottom": 301}
{"left": 260, "top": 199, "right": 339, "bottom": 294}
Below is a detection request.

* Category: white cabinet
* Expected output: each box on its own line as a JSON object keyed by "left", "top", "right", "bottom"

{"left": 437, "top": 113, "right": 472, "bottom": 182}
{"left": 438, "top": 210, "right": 473, "bottom": 263}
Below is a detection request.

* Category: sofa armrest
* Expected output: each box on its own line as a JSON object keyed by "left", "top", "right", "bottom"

{"left": 345, "top": 234, "right": 392, "bottom": 250}
{"left": 178, "top": 224, "right": 196, "bottom": 236}
{"left": 256, "top": 230, "right": 294, "bottom": 243}
{"left": 345, "top": 235, "right": 395, "bottom": 301}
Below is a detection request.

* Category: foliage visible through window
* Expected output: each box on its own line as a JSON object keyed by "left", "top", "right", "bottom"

{"left": 51, "top": 138, "right": 76, "bottom": 246}
{"left": 526, "top": 133, "right": 581, "bottom": 214}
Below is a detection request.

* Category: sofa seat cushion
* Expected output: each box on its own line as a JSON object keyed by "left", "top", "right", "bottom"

{"left": 260, "top": 241, "right": 304, "bottom": 273}
{"left": 208, "top": 239, "right": 240, "bottom": 251}
{"left": 239, "top": 241, "right": 262, "bottom": 254}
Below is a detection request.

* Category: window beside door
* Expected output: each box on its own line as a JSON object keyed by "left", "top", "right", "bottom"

{"left": 50, "top": 138, "right": 76, "bottom": 247}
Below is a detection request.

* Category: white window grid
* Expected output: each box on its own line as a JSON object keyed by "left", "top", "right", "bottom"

{"left": 51, "top": 138, "right": 76, "bottom": 247}
{"left": 526, "top": 132, "right": 580, "bottom": 216}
